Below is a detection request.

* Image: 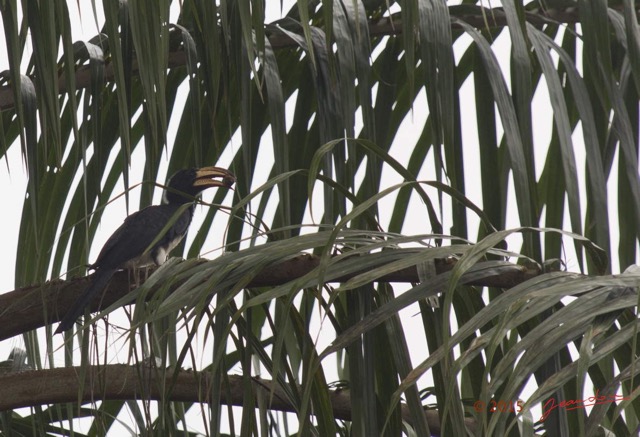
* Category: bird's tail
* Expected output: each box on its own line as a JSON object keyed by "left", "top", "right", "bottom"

{"left": 54, "top": 268, "right": 117, "bottom": 334}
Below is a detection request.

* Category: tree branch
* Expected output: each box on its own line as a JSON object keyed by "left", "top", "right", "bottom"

{"left": 0, "top": 364, "right": 476, "bottom": 435}
{"left": 0, "top": 252, "right": 542, "bottom": 341}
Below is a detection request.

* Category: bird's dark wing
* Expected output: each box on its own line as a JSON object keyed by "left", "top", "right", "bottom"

{"left": 55, "top": 205, "right": 192, "bottom": 334}
{"left": 92, "top": 204, "right": 192, "bottom": 270}
{"left": 90, "top": 209, "right": 146, "bottom": 269}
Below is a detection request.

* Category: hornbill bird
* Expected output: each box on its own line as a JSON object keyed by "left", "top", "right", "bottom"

{"left": 54, "top": 167, "right": 235, "bottom": 334}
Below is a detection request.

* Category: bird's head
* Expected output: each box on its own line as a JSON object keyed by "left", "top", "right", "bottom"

{"left": 163, "top": 166, "right": 236, "bottom": 204}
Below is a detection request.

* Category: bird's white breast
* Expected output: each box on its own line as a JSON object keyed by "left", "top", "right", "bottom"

{"left": 121, "top": 233, "right": 186, "bottom": 269}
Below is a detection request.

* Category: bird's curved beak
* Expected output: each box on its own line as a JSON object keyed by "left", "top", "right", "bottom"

{"left": 193, "top": 166, "right": 236, "bottom": 189}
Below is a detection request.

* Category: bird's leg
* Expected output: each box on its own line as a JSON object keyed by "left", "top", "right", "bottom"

{"left": 128, "top": 266, "right": 153, "bottom": 289}
{"left": 128, "top": 268, "right": 140, "bottom": 289}
{"left": 143, "top": 265, "right": 153, "bottom": 281}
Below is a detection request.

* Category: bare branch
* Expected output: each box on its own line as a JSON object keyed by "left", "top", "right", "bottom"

{"left": 0, "top": 253, "right": 542, "bottom": 341}
{"left": 0, "top": 364, "right": 476, "bottom": 435}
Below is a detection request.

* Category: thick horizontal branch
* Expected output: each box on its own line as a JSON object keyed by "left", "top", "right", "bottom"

{"left": 0, "top": 253, "right": 541, "bottom": 341}
{"left": 0, "top": 364, "right": 476, "bottom": 435}
{"left": 0, "top": 4, "right": 619, "bottom": 111}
